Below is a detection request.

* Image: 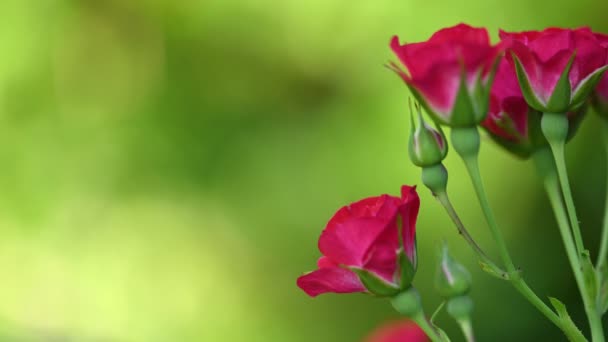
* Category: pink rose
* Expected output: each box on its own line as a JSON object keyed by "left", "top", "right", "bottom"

{"left": 364, "top": 319, "right": 429, "bottom": 342}
{"left": 483, "top": 58, "right": 588, "bottom": 157}
{"left": 389, "top": 24, "right": 502, "bottom": 126}
{"left": 501, "top": 27, "right": 608, "bottom": 112}
{"left": 297, "top": 186, "right": 420, "bottom": 297}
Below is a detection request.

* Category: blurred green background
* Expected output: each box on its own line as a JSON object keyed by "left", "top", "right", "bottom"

{"left": 1, "top": 0, "right": 608, "bottom": 341}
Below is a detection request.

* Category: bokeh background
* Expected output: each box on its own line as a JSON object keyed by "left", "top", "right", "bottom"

{"left": 1, "top": 0, "right": 608, "bottom": 341}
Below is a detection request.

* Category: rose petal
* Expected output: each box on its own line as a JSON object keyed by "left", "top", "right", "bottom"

{"left": 296, "top": 267, "right": 365, "bottom": 297}
{"left": 364, "top": 319, "right": 429, "bottom": 342}
{"left": 318, "top": 217, "right": 391, "bottom": 267}
{"left": 399, "top": 186, "right": 420, "bottom": 263}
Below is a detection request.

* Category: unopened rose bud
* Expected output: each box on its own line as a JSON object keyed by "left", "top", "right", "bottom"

{"left": 435, "top": 244, "right": 472, "bottom": 299}
{"left": 409, "top": 105, "right": 448, "bottom": 167}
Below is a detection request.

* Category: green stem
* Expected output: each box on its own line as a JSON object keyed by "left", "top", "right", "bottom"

{"left": 435, "top": 191, "right": 506, "bottom": 277}
{"left": 460, "top": 155, "right": 517, "bottom": 273}
{"left": 412, "top": 313, "right": 446, "bottom": 342}
{"left": 450, "top": 128, "right": 563, "bottom": 329}
{"left": 455, "top": 319, "right": 475, "bottom": 342}
{"left": 597, "top": 119, "right": 608, "bottom": 269}
{"left": 534, "top": 148, "right": 603, "bottom": 342}
{"left": 546, "top": 139, "right": 586, "bottom": 255}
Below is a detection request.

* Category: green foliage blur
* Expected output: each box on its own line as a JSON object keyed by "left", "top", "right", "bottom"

{"left": 1, "top": 0, "right": 608, "bottom": 341}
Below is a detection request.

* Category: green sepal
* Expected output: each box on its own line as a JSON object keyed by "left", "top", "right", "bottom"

{"left": 450, "top": 71, "right": 477, "bottom": 127}
{"left": 511, "top": 52, "right": 546, "bottom": 111}
{"left": 398, "top": 250, "right": 416, "bottom": 289}
{"left": 549, "top": 297, "right": 588, "bottom": 342}
{"left": 351, "top": 268, "right": 401, "bottom": 297}
{"left": 546, "top": 53, "right": 575, "bottom": 112}
{"left": 571, "top": 65, "right": 608, "bottom": 109}
{"left": 472, "top": 54, "right": 501, "bottom": 123}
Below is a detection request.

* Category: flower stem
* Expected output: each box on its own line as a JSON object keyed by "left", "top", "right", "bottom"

{"left": 542, "top": 113, "right": 585, "bottom": 255}
{"left": 412, "top": 312, "right": 447, "bottom": 342}
{"left": 434, "top": 190, "right": 506, "bottom": 278}
{"left": 450, "top": 127, "right": 563, "bottom": 329}
{"left": 597, "top": 118, "right": 608, "bottom": 269}
{"left": 455, "top": 318, "right": 475, "bottom": 342}
{"left": 534, "top": 147, "right": 603, "bottom": 342}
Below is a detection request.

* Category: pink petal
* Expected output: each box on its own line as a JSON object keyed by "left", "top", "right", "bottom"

{"left": 317, "top": 256, "right": 338, "bottom": 268}
{"left": 399, "top": 186, "right": 420, "bottom": 263}
{"left": 569, "top": 31, "right": 608, "bottom": 88}
{"left": 296, "top": 267, "right": 365, "bottom": 297}
{"left": 363, "top": 229, "right": 400, "bottom": 283}
{"left": 364, "top": 319, "right": 429, "bottom": 342}
{"left": 429, "top": 23, "right": 490, "bottom": 46}
{"left": 318, "top": 217, "right": 391, "bottom": 267}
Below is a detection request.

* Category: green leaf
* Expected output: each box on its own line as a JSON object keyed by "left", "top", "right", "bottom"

{"left": 351, "top": 268, "right": 401, "bottom": 297}
{"left": 581, "top": 250, "right": 598, "bottom": 301}
{"left": 511, "top": 52, "right": 546, "bottom": 111}
{"left": 597, "top": 262, "right": 608, "bottom": 314}
{"left": 546, "top": 53, "right": 575, "bottom": 112}
{"left": 571, "top": 65, "right": 608, "bottom": 109}
{"left": 478, "top": 260, "right": 509, "bottom": 280}
{"left": 549, "top": 297, "right": 588, "bottom": 342}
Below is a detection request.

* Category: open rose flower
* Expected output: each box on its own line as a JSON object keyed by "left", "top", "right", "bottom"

{"left": 389, "top": 24, "right": 502, "bottom": 127}
{"left": 297, "top": 186, "right": 420, "bottom": 297}
{"left": 364, "top": 319, "right": 429, "bottom": 342}
{"left": 501, "top": 27, "right": 608, "bottom": 113}
{"left": 483, "top": 58, "right": 588, "bottom": 157}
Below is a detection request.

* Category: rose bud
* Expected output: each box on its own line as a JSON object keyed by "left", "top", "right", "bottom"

{"left": 435, "top": 244, "right": 472, "bottom": 299}
{"left": 483, "top": 59, "right": 588, "bottom": 157}
{"left": 409, "top": 104, "right": 448, "bottom": 167}
{"left": 297, "top": 186, "right": 420, "bottom": 297}
{"left": 389, "top": 24, "right": 502, "bottom": 127}
{"left": 364, "top": 319, "right": 429, "bottom": 342}
{"left": 501, "top": 27, "right": 608, "bottom": 113}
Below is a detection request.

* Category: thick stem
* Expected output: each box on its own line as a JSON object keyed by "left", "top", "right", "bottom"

{"left": 542, "top": 112, "right": 585, "bottom": 255}
{"left": 450, "top": 128, "right": 564, "bottom": 330}
{"left": 534, "top": 148, "right": 604, "bottom": 342}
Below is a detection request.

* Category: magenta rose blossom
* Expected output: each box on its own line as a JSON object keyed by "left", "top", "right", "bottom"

{"left": 501, "top": 27, "right": 608, "bottom": 112}
{"left": 483, "top": 58, "right": 588, "bottom": 157}
{"left": 364, "top": 319, "right": 429, "bottom": 342}
{"left": 389, "top": 24, "right": 502, "bottom": 127}
{"left": 297, "top": 186, "right": 420, "bottom": 297}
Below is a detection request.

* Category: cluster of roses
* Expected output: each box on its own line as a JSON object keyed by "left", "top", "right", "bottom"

{"left": 296, "top": 24, "right": 608, "bottom": 341}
